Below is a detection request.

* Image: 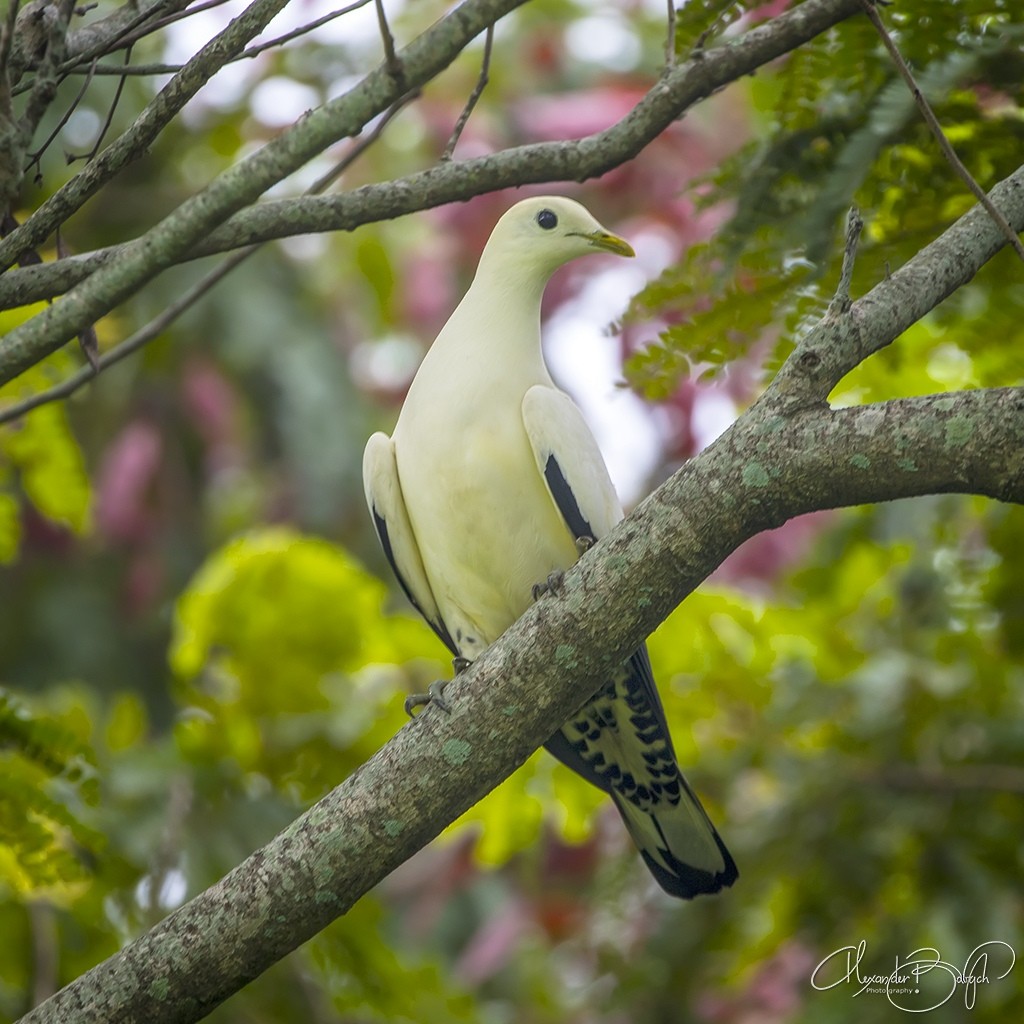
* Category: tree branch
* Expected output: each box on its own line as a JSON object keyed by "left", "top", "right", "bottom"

{"left": 0, "top": 0, "right": 867, "bottom": 312}
{"left": 766, "top": 160, "right": 1024, "bottom": 409}
{"left": 0, "top": 0, "right": 530, "bottom": 388}
{"left": 0, "top": 0, "right": 294, "bottom": 271}
{"left": 859, "top": 0, "right": 1024, "bottom": 263}
{"left": 16, "top": 389, "right": 1024, "bottom": 1024}
{"left": 16, "top": 148, "right": 1024, "bottom": 1024}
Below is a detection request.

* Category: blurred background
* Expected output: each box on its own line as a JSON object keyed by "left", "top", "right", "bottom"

{"left": 1, "top": 0, "right": 1023, "bottom": 1021}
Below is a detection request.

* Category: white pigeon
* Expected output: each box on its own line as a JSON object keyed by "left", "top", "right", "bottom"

{"left": 363, "top": 196, "right": 737, "bottom": 898}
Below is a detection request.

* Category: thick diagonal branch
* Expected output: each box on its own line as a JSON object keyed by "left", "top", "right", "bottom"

{"left": 16, "top": 145, "right": 1024, "bottom": 1024}
{"left": 16, "top": 389, "right": 1024, "bottom": 1024}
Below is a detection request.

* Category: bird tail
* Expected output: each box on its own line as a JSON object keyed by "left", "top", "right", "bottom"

{"left": 610, "top": 773, "right": 738, "bottom": 899}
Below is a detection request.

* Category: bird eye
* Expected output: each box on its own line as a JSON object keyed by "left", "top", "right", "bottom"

{"left": 536, "top": 209, "right": 558, "bottom": 230}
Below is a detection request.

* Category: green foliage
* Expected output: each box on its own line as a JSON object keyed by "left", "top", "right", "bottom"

{"left": 168, "top": 526, "right": 610, "bottom": 862}
{"left": 0, "top": 307, "right": 92, "bottom": 562}
{"left": 0, "top": 687, "right": 101, "bottom": 901}
{"left": 170, "top": 527, "right": 440, "bottom": 799}
{"left": 2, "top": 1, "right": 1022, "bottom": 1021}
{"left": 305, "top": 901, "right": 477, "bottom": 1024}
{"left": 672, "top": 1, "right": 757, "bottom": 54}
{"left": 627, "top": 0, "right": 1024, "bottom": 400}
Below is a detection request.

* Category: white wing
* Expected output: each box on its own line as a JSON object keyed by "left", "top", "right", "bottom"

{"left": 521, "top": 384, "right": 623, "bottom": 543}
{"left": 362, "top": 432, "right": 456, "bottom": 653}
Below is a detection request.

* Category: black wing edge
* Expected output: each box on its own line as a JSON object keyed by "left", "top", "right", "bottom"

{"left": 371, "top": 507, "right": 458, "bottom": 655}
{"left": 630, "top": 806, "right": 739, "bottom": 899}
{"left": 543, "top": 453, "right": 594, "bottom": 542}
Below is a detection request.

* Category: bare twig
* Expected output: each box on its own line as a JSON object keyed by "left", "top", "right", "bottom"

{"left": 108, "top": 0, "right": 238, "bottom": 56}
{"left": 441, "top": 24, "right": 493, "bottom": 161}
{"left": 692, "top": 0, "right": 742, "bottom": 54}
{"left": 67, "top": 60, "right": 184, "bottom": 76}
{"left": 23, "top": 57, "right": 96, "bottom": 173}
{"left": 42, "top": 0, "right": 188, "bottom": 85}
{"left": 69, "top": 46, "right": 131, "bottom": 162}
{"left": 859, "top": 0, "right": 1024, "bottom": 263}
{"left": 665, "top": 0, "right": 677, "bottom": 68}
{"left": 0, "top": 244, "right": 259, "bottom": 425}
{"left": 374, "top": 0, "right": 402, "bottom": 79}
{"left": 240, "top": 0, "right": 374, "bottom": 61}
{"left": 0, "top": 80, "right": 419, "bottom": 421}
{"left": 65, "top": 1, "right": 378, "bottom": 79}
{"left": 0, "top": 0, "right": 294, "bottom": 272}
{"left": 826, "top": 206, "right": 863, "bottom": 316}
{"left": 311, "top": 88, "right": 418, "bottom": 193}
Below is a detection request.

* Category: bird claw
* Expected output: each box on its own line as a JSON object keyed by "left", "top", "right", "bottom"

{"left": 404, "top": 657, "right": 473, "bottom": 717}
{"left": 532, "top": 569, "right": 565, "bottom": 601}
{"left": 532, "top": 538, "right": 596, "bottom": 600}
{"left": 405, "top": 679, "right": 452, "bottom": 717}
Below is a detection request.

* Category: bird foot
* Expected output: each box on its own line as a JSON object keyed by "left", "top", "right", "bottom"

{"left": 575, "top": 534, "right": 596, "bottom": 556}
{"left": 531, "top": 538, "right": 596, "bottom": 601}
{"left": 532, "top": 570, "right": 565, "bottom": 601}
{"left": 404, "top": 657, "right": 473, "bottom": 717}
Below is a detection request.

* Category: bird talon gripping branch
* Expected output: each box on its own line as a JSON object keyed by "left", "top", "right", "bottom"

{"left": 532, "top": 569, "right": 565, "bottom": 601}
{"left": 575, "top": 534, "right": 596, "bottom": 556}
{"left": 404, "top": 679, "right": 452, "bottom": 717}
{"left": 365, "top": 197, "right": 737, "bottom": 897}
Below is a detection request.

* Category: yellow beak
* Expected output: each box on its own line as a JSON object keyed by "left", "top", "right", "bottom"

{"left": 584, "top": 230, "right": 635, "bottom": 258}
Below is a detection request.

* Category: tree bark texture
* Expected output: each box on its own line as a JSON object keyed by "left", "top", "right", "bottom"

{"left": 17, "top": 152, "right": 1024, "bottom": 1024}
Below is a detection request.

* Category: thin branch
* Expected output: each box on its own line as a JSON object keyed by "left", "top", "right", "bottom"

{"left": 65, "top": 60, "right": 184, "bottom": 76}
{"left": 441, "top": 24, "right": 493, "bottom": 161}
{"left": 665, "top": 0, "right": 677, "bottom": 68}
{"left": 67, "top": 45, "right": 132, "bottom": 163}
{"left": 0, "top": 0, "right": 527, "bottom": 388}
{"left": 7, "top": 2, "right": 187, "bottom": 93}
{"left": 14, "top": 0, "right": 190, "bottom": 89}
{"left": 23, "top": 58, "right": 96, "bottom": 173}
{"left": 240, "top": 0, "right": 374, "bottom": 61}
{"left": 310, "top": 88, "right": 419, "bottom": 194}
{"left": 0, "top": 245, "right": 260, "bottom": 425}
{"left": 102, "top": 0, "right": 238, "bottom": 58}
{"left": 61, "top": 0, "right": 377, "bottom": 79}
{"left": 826, "top": 205, "right": 862, "bottom": 317}
{"left": 859, "top": 0, "right": 1024, "bottom": 263}
{"left": 0, "top": 0, "right": 295, "bottom": 272}
{"left": 374, "top": 0, "right": 402, "bottom": 79}
{"left": 0, "top": 88, "right": 420, "bottom": 422}
{"left": 0, "top": 0, "right": 870, "bottom": 311}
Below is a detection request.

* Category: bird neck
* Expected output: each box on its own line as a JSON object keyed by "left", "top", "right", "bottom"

{"left": 439, "top": 260, "right": 553, "bottom": 377}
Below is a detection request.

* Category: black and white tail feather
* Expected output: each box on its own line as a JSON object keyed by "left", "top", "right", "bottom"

{"left": 544, "top": 647, "right": 737, "bottom": 898}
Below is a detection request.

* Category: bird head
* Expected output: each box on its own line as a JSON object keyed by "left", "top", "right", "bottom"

{"left": 478, "top": 196, "right": 635, "bottom": 282}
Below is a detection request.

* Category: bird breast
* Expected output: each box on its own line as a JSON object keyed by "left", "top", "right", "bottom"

{"left": 394, "top": 391, "right": 577, "bottom": 644}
